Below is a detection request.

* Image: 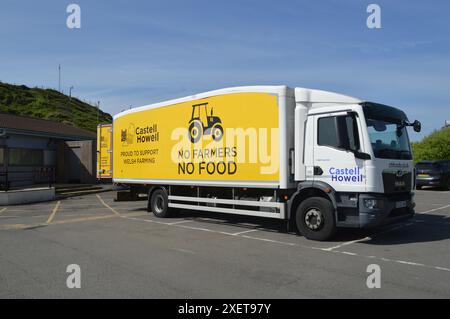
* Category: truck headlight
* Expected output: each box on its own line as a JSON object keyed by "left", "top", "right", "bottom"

{"left": 363, "top": 198, "right": 382, "bottom": 210}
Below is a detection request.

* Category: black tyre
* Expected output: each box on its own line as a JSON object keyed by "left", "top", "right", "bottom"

{"left": 416, "top": 185, "right": 422, "bottom": 190}
{"left": 295, "top": 197, "right": 336, "bottom": 241}
{"left": 211, "top": 124, "right": 224, "bottom": 141}
{"left": 148, "top": 188, "right": 171, "bottom": 218}
{"left": 188, "top": 121, "right": 203, "bottom": 143}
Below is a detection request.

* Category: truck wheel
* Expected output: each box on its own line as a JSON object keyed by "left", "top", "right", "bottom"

{"left": 148, "top": 188, "right": 171, "bottom": 218}
{"left": 212, "top": 124, "right": 224, "bottom": 141}
{"left": 188, "top": 121, "right": 203, "bottom": 143}
{"left": 296, "top": 197, "right": 336, "bottom": 241}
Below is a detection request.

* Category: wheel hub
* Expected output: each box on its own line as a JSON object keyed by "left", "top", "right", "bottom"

{"left": 304, "top": 208, "right": 323, "bottom": 230}
{"left": 154, "top": 195, "right": 164, "bottom": 213}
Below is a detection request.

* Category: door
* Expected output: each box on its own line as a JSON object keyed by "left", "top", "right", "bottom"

{"left": 67, "top": 147, "right": 82, "bottom": 183}
{"left": 312, "top": 112, "right": 366, "bottom": 192}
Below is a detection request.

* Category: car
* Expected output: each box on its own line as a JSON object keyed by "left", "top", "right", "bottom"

{"left": 416, "top": 160, "right": 450, "bottom": 190}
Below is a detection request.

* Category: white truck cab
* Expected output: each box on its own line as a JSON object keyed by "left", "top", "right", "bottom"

{"left": 292, "top": 88, "right": 421, "bottom": 239}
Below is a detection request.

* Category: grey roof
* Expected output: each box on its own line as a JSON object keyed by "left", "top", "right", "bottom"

{"left": 0, "top": 113, "right": 96, "bottom": 140}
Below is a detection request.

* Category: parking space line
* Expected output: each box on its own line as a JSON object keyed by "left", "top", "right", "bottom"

{"left": 176, "top": 224, "right": 236, "bottom": 236}
{"left": 123, "top": 216, "right": 172, "bottom": 226}
{"left": 321, "top": 237, "right": 371, "bottom": 251}
{"left": 230, "top": 229, "right": 260, "bottom": 236}
{"left": 321, "top": 205, "right": 450, "bottom": 252}
{"left": 92, "top": 195, "right": 450, "bottom": 274}
{"left": 46, "top": 201, "right": 61, "bottom": 224}
{"left": 0, "top": 208, "right": 7, "bottom": 214}
{"left": 332, "top": 250, "right": 450, "bottom": 273}
{"left": 167, "top": 220, "right": 194, "bottom": 225}
{"left": 417, "top": 204, "right": 450, "bottom": 215}
{"left": 240, "top": 234, "right": 298, "bottom": 246}
{"left": 0, "top": 212, "right": 148, "bottom": 230}
{"left": 97, "top": 194, "right": 121, "bottom": 216}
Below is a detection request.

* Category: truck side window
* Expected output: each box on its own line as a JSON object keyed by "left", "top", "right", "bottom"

{"left": 318, "top": 117, "right": 340, "bottom": 148}
{"left": 318, "top": 114, "right": 360, "bottom": 151}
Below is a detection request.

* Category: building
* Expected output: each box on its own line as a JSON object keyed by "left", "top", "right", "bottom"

{"left": 0, "top": 113, "right": 97, "bottom": 189}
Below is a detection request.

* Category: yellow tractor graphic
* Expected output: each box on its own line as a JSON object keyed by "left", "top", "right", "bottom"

{"left": 188, "top": 103, "right": 224, "bottom": 143}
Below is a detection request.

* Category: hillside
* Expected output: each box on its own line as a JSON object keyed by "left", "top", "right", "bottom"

{"left": 412, "top": 126, "right": 450, "bottom": 164}
{"left": 0, "top": 82, "right": 112, "bottom": 132}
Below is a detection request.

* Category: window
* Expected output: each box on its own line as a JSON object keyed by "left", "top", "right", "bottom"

{"left": 318, "top": 117, "right": 339, "bottom": 148}
{"left": 9, "top": 149, "right": 44, "bottom": 166}
{"left": 363, "top": 103, "right": 412, "bottom": 160}
{"left": 318, "top": 114, "right": 360, "bottom": 151}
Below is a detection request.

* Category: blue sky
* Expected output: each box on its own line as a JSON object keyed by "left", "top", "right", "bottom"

{"left": 1, "top": 0, "right": 449, "bottom": 140}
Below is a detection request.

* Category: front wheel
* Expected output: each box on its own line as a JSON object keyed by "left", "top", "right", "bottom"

{"left": 295, "top": 197, "right": 336, "bottom": 241}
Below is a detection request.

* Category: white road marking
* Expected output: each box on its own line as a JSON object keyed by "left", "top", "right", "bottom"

{"left": 240, "top": 234, "right": 298, "bottom": 246}
{"left": 97, "top": 196, "right": 450, "bottom": 274}
{"left": 322, "top": 237, "right": 371, "bottom": 251}
{"left": 341, "top": 251, "right": 358, "bottom": 256}
{"left": 417, "top": 204, "right": 450, "bottom": 215}
{"left": 173, "top": 248, "right": 196, "bottom": 254}
{"left": 167, "top": 220, "right": 193, "bottom": 225}
{"left": 230, "top": 229, "right": 260, "bottom": 236}
{"left": 123, "top": 216, "right": 171, "bottom": 226}
{"left": 176, "top": 224, "right": 236, "bottom": 236}
{"left": 0, "top": 208, "right": 7, "bottom": 214}
{"left": 321, "top": 205, "right": 450, "bottom": 252}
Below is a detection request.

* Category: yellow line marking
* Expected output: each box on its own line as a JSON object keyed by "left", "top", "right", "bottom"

{"left": 0, "top": 212, "right": 147, "bottom": 230}
{"left": 0, "top": 208, "right": 7, "bottom": 214}
{"left": 46, "top": 201, "right": 61, "bottom": 224}
{"left": 96, "top": 194, "right": 121, "bottom": 216}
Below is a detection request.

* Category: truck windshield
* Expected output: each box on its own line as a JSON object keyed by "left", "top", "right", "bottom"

{"left": 362, "top": 103, "right": 412, "bottom": 160}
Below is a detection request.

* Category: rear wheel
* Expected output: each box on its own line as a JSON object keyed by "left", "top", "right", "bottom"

{"left": 416, "top": 185, "right": 423, "bottom": 190}
{"left": 188, "top": 121, "right": 203, "bottom": 143}
{"left": 148, "top": 188, "right": 171, "bottom": 218}
{"left": 296, "top": 197, "right": 336, "bottom": 241}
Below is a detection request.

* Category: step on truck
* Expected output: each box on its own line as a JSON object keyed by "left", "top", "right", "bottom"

{"left": 103, "top": 86, "right": 421, "bottom": 241}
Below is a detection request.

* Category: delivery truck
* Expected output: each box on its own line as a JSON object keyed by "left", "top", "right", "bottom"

{"left": 105, "top": 86, "right": 421, "bottom": 240}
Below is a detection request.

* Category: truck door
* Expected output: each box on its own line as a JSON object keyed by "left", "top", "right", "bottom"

{"left": 312, "top": 112, "right": 366, "bottom": 192}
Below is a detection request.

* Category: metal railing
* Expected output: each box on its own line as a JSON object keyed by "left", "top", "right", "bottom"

{"left": 0, "top": 167, "right": 56, "bottom": 192}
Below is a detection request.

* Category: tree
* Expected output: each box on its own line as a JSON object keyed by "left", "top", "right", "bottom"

{"left": 412, "top": 127, "right": 450, "bottom": 164}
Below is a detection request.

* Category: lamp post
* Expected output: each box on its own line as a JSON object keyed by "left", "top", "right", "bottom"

{"left": 97, "top": 101, "right": 101, "bottom": 124}
{"left": 58, "top": 64, "right": 61, "bottom": 92}
{"left": 69, "top": 86, "right": 74, "bottom": 99}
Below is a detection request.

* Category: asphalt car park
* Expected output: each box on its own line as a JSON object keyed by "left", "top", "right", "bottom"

{"left": 0, "top": 189, "right": 450, "bottom": 298}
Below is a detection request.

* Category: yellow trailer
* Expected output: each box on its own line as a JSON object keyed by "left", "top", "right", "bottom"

{"left": 97, "top": 124, "right": 113, "bottom": 179}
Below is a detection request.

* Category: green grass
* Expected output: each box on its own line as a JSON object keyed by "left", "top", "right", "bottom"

{"left": 0, "top": 82, "right": 112, "bottom": 132}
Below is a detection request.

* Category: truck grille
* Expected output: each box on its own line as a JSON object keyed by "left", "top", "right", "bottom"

{"left": 382, "top": 171, "right": 412, "bottom": 193}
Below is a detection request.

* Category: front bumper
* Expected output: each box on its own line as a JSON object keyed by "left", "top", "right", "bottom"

{"left": 336, "top": 192, "right": 415, "bottom": 228}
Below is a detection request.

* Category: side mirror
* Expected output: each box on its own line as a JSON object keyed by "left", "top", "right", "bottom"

{"left": 413, "top": 120, "right": 421, "bottom": 132}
